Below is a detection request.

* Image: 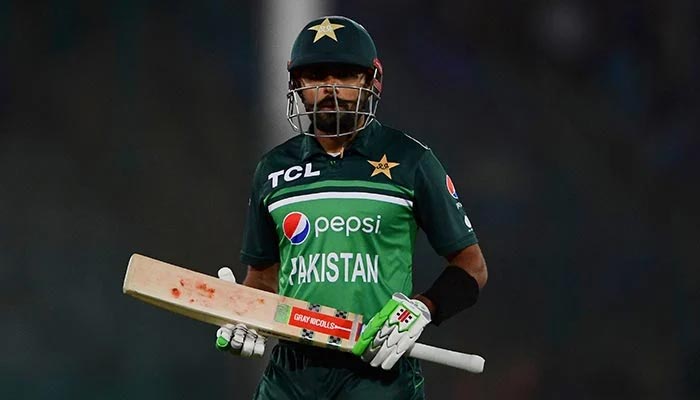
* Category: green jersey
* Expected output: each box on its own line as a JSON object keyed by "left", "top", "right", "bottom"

{"left": 240, "top": 120, "right": 477, "bottom": 320}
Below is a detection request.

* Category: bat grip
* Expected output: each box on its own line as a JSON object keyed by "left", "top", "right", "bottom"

{"left": 407, "top": 343, "right": 485, "bottom": 373}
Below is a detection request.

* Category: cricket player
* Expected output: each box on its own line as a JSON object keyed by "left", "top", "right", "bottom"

{"left": 215, "top": 16, "right": 487, "bottom": 399}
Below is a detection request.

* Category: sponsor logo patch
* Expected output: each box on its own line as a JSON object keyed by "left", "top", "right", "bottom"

{"left": 283, "top": 212, "right": 311, "bottom": 245}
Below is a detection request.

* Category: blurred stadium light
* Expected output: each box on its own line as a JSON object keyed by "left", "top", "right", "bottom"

{"left": 260, "top": 0, "right": 330, "bottom": 149}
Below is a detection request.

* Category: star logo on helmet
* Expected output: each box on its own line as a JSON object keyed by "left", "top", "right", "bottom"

{"left": 308, "top": 18, "right": 345, "bottom": 43}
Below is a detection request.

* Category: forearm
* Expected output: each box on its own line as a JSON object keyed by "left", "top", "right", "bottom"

{"left": 242, "top": 263, "right": 280, "bottom": 293}
{"left": 413, "top": 294, "right": 437, "bottom": 315}
{"left": 447, "top": 244, "right": 487, "bottom": 288}
{"left": 418, "top": 244, "right": 487, "bottom": 324}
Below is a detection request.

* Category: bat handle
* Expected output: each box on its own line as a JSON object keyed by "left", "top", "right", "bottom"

{"left": 407, "top": 343, "right": 485, "bottom": 373}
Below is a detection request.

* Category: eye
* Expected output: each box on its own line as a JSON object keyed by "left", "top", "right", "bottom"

{"left": 331, "top": 67, "right": 364, "bottom": 79}
{"left": 336, "top": 70, "right": 358, "bottom": 79}
{"left": 302, "top": 70, "right": 322, "bottom": 81}
{"left": 298, "top": 65, "right": 366, "bottom": 82}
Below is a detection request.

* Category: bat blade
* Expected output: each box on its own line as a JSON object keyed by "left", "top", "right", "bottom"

{"left": 123, "top": 253, "right": 362, "bottom": 351}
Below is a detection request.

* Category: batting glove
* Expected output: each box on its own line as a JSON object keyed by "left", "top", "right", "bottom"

{"left": 214, "top": 267, "right": 267, "bottom": 358}
{"left": 352, "top": 293, "right": 431, "bottom": 370}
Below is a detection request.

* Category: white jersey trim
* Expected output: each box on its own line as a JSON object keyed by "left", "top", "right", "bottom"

{"left": 268, "top": 191, "right": 413, "bottom": 213}
{"left": 403, "top": 133, "right": 430, "bottom": 150}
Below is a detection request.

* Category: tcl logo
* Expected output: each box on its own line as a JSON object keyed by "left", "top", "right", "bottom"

{"left": 268, "top": 163, "right": 320, "bottom": 188}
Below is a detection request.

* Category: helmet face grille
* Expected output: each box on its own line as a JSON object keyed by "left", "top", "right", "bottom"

{"left": 286, "top": 83, "right": 381, "bottom": 137}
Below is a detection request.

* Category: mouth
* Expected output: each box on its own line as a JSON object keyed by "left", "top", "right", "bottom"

{"left": 317, "top": 102, "right": 353, "bottom": 111}
{"left": 315, "top": 96, "right": 353, "bottom": 109}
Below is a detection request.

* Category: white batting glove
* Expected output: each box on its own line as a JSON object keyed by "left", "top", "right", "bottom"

{"left": 214, "top": 267, "right": 267, "bottom": 358}
{"left": 360, "top": 293, "right": 431, "bottom": 370}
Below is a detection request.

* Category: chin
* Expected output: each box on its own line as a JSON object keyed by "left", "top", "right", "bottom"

{"left": 311, "top": 114, "right": 358, "bottom": 133}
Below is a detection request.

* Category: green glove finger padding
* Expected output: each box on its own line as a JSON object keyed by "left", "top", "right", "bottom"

{"left": 216, "top": 336, "right": 230, "bottom": 351}
{"left": 351, "top": 298, "right": 400, "bottom": 356}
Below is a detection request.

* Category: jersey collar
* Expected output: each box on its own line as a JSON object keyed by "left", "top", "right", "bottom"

{"left": 299, "top": 120, "right": 381, "bottom": 161}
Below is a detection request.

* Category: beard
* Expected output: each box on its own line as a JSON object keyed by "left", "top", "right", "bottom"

{"left": 310, "top": 110, "right": 361, "bottom": 134}
{"left": 304, "top": 97, "right": 368, "bottom": 134}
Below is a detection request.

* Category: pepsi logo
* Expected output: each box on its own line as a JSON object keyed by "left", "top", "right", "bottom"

{"left": 446, "top": 175, "right": 459, "bottom": 199}
{"left": 283, "top": 212, "right": 311, "bottom": 245}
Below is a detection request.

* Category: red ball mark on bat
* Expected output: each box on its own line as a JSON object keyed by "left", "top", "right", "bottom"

{"left": 179, "top": 279, "right": 186, "bottom": 286}
{"left": 257, "top": 299, "right": 265, "bottom": 304}
{"left": 195, "top": 282, "right": 216, "bottom": 298}
{"left": 171, "top": 288, "right": 181, "bottom": 298}
{"left": 189, "top": 299, "right": 195, "bottom": 303}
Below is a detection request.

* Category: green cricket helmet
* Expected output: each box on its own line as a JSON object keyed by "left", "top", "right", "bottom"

{"left": 286, "top": 16, "right": 383, "bottom": 137}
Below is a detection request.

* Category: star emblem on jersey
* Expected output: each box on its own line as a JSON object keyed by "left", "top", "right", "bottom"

{"left": 308, "top": 18, "right": 345, "bottom": 43}
{"left": 367, "top": 154, "right": 400, "bottom": 179}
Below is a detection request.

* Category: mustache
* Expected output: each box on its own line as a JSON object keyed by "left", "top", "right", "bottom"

{"left": 312, "top": 97, "right": 358, "bottom": 109}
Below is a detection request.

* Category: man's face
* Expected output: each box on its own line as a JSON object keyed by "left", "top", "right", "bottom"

{"left": 295, "top": 64, "right": 370, "bottom": 134}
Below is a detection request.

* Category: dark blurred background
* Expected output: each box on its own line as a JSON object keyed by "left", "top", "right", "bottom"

{"left": 1, "top": 1, "right": 698, "bottom": 399}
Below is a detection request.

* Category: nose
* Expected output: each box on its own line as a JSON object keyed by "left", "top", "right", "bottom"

{"left": 320, "top": 75, "right": 342, "bottom": 93}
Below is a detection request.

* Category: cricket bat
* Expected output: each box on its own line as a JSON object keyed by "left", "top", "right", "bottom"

{"left": 122, "top": 253, "right": 485, "bottom": 373}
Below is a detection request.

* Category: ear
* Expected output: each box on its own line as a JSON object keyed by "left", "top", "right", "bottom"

{"left": 360, "top": 69, "right": 373, "bottom": 88}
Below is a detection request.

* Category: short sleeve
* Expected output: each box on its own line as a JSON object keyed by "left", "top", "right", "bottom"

{"left": 240, "top": 160, "right": 280, "bottom": 266}
{"left": 413, "top": 150, "right": 478, "bottom": 256}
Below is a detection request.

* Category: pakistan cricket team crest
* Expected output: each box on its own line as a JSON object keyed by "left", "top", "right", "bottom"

{"left": 367, "top": 154, "right": 400, "bottom": 179}
{"left": 308, "top": 18, "right": 345, "bottom": 43}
